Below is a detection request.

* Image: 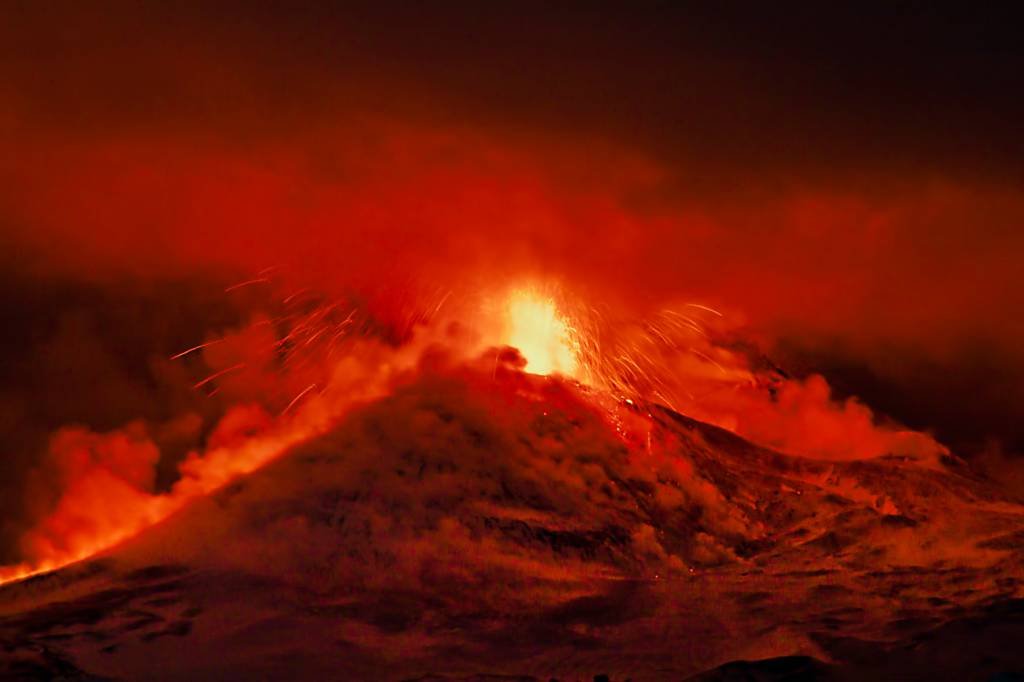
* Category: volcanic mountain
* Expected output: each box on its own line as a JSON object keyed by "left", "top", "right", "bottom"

{"left": 2, "top": 353, "right": 1024, "bottom": 681}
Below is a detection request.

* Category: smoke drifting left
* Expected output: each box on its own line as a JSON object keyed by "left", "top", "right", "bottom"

{"left": 5, "top": 4, "right": 1024, "bottom": 324}
{"left": 3, "top": 7, "right": 1024, "bottom": 676}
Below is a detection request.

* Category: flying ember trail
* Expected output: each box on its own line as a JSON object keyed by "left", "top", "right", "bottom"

{"left": 0, "top": 278, "right": 949, "bottom": 591}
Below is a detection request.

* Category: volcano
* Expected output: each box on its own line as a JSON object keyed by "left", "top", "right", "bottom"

{"left": 5, "top": 3, "right": 1024, "bottom": 680}
{"left": 3, "top": 355, "right": 1024, "bottom": 681}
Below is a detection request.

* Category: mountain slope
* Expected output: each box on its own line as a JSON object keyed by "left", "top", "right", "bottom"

{"left": 2, "top": 365, "right": 1024, "bottom": 680}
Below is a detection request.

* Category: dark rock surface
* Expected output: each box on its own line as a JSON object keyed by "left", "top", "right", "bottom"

{"left": 3, "top": 374, "right": 1024, "bottom": 680}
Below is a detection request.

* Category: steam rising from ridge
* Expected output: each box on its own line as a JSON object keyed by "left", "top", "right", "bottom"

{"left": 2, "top": 2, "right": 1022, "bottom": 583}
{"left": 0, "top": 279, "right": 949, "bottom": 583}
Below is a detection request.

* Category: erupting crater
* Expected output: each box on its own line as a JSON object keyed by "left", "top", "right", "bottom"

{"left": 2, "top": 300, "right": 1024, "bottom": 680}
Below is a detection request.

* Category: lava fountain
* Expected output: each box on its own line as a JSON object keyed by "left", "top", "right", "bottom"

{"left": 500, "top": 287, "right": 579, "bottom": 377}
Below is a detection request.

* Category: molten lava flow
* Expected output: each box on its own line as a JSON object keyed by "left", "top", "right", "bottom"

{"left": 502, "top": 288, "right": 578, "bottom": 376}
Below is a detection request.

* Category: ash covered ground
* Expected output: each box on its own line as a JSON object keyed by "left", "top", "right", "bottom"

{"left": 4, "top": 4, "right": 1024, "bottom": 681}
{"left": 3, "top": 357, "right": 1024, "bottom": 681}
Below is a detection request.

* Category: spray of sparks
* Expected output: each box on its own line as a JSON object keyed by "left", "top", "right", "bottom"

{"left": 185, "top": 278, "right": 737, "bottom": 412}
{"left": 0, "top": 275, "right": 742, "bottom": 587}
{"left": 503, "top": 288, "right": 580, "bottom": 376}
{"left": 488, "top": 284, "right": 741, "bottom": 415}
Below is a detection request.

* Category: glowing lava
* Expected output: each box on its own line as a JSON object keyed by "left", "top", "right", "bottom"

{"left": 503, "top": 289, "right": 578, "bottom": 376}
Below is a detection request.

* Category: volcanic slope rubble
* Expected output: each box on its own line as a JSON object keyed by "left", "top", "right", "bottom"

{"left": 3, "top": 359, "right": 1024, "bottom": 681}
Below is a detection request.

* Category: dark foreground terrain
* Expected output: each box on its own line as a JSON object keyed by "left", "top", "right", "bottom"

{"left": 3, "top": 370, "right": 1024, "bottom": 680}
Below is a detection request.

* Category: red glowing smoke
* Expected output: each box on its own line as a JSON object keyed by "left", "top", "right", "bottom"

{"left": 2, "top": 3, "right": 1022, "bottom": 585}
